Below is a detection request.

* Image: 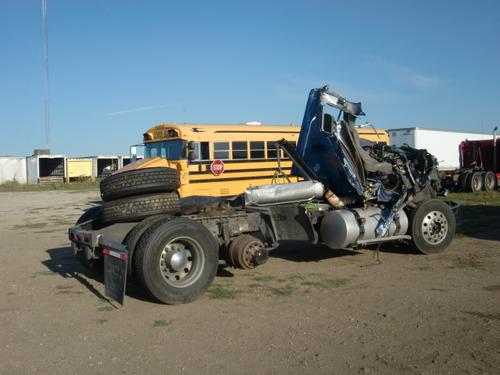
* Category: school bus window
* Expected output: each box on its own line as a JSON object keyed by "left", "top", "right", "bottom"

{"left": 266, "top": 141, "right": 277, "bottom": 159}
{"left": 214, "top": 142, "right": 230, "bottom": 160}
{"left": 250, "top": 141, "right": 265, "bottom": 159}
{"left": 232, "top": 141, "right": 248, "bottom": 160}
{"left": 144, "top": 140, "right": 186, "bottom": 159}
{"left": 190, "top": 141, "right": 210, "bottom": 161}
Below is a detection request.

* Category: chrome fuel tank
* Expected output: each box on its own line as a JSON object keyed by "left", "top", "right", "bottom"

{"left": 320, "top": 207, "right": 408, "bottom": 249}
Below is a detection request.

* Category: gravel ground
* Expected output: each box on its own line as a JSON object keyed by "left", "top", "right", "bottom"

{"left": 0, "top": 190, "right": 499, "bottom": 375}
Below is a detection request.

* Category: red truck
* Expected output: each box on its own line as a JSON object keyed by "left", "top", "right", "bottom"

{"left": 441, "top": 129, "right": 499, "bottom": 192}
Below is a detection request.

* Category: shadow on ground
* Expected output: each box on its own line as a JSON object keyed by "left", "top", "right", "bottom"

{"left": 456, "top": 205, "right": 500, "bottom": 241}
{"left": 42, "top": 247, "right": 153, "bottom": 304}
{"left": 270, "top": 240, "right": 360, "bottom": 262}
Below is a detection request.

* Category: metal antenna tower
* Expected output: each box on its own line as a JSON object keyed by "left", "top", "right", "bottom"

{"left": 42, "top": 0, "right": 50, "bottom": 146}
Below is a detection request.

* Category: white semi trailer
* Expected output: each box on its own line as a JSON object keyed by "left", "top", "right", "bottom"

{"left": 388, "top": 127, "right": 492, "bottom": 171}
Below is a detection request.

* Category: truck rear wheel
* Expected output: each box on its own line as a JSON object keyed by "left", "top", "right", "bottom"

{"left": 466, "top": 171, "right": 483, "bottom": 192}
{"left": 123, "top": 215, "right": 174, "bottom": 278}
{"left": 483, "top": 171, "right": 496, "bottom": 191}
{"left": 409, "top": 199, "right": 456, "bottom": 254}
{"left": 101, "top": 193, "right": 180, "bottom": 224}
{"left": 134, "top": 218, "right": 219, "bottom": 304}
{"left": 100, "top": 167, "right": 180, "bottom": 201}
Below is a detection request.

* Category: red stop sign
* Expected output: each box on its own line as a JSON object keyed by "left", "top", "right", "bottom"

{"left": 210, "top": 159, "right": 225, "bottom": 176}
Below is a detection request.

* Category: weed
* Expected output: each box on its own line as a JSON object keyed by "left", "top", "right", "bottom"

{"left": 417, "top": 266, "right": 433, "bottom": 271}
{"left": 207, "top": 285, "right": 237, "bottom": 299}
{"left": 267, "top": 286, "right": 296, "bottom": 296}
{"left": 31, "top": 270, "right": 54, "bottom": 278}
{"left": 14, "top": 222, "right": 47, "bottom": 230}
{"left": 153, "top": 320, "right": 171, "bottom": 328}
{"left": 96, "top": 319, "right": 108, "bottom": 324}
{"left": 56, "top": 290, "right": 83, "bottom": 295}
{"left": 465, "top": 311, "right": 500, "bottom": 321}
{"left": 97, "top": 306, "right": 114, "bottom": 312}
{"left": 55, "top": 285, "right": 73, "bottom": 290}
{"left": 484, "top": 285, "right": 500, "bottom": 292}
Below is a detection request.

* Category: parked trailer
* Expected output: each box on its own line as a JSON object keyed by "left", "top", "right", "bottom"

{"left": 69, "top": 87, "right": 459, "bottom": 305}
{"left": 388, "top": 127, "right": 497, "bottom": 192}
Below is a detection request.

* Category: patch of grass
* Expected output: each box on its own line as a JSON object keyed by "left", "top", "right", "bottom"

{"left": 449, "top": 259, "right": 483, "bottom": 270}
{"left": 30, "top": 270, "right": 54, "bottom": 278}
{"left": 55, "top": 285, "right": 73, "bottom": 290}
{"left": 97, "top": 306, "right": 114, "bottom": 312}
{"left": 417, "top": 266, "right": 433, "bottom": 271}
{"left": 301, "top": 277, "right": 350, "bottom": 289}
{"left": 251, "top": 275, "right": 276, "bottom": 282}
{"left": 56, "top": 290, "right": 83, "bottom": 295}
{"left": 153, "top": 320, "right": 171, "bottom": 328}
{"left": 207, "top": 285, "right": 237, "bottom": 299}
{"left": 465, "top": 311, "right": 500, "bottom": 321}
{"left": 447, "top": 191, "right": 500, "bottom": 206}
{"left": 0, "top": 180, "right": 99, "bottom": 193}
{"left": 96, "top": 319, "right": 108, "bottom": 324}
{"left": 14, "top": 222, "right": 47, "bottom": 230}
{"left": 267, "top": 286, "right": 296, "bottom": 296}
{"left": 484, "top": 285, "right": 500, "bottom": 292}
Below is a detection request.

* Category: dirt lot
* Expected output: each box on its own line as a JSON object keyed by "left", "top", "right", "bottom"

{"left": 0, "top": 190, "right": 499, "bottom": 374}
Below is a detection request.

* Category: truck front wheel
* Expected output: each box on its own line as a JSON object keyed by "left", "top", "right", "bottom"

{"left": 409, "top": 199, "right": 456, "bottom": 254}
{"left": 134, "top": 218, "right": 219, "bottom": 304}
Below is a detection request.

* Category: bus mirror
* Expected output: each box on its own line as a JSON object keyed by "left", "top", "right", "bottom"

{"left": 321, "top": 113, "right": 334, "bottom": 134}
{"left": 130, "top": 146, "right": 137, "bottom": 161}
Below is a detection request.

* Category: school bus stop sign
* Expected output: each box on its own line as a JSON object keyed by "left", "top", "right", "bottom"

{"left": 210, "top": 159, "right": 225, "bottom": 175}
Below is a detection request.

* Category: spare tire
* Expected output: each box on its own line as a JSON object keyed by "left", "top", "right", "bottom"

{"left": 101, "top": 193, "right": 180, "bottom": 224}
{"left": 100, "top": 167, "right": 180, "bottom": 201}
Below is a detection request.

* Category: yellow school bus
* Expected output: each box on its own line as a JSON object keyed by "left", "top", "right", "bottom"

{"left": 124, "top": 123, "right": 389, "bottom": 198}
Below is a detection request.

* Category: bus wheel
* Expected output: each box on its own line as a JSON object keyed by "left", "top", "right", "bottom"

{"left": 134, "top": 218, "right": 218, "bottom": 304}
{"left": 409, "top": 199, "right": 456, "bottom": 254}
{"left": 101, "top": 193, "right": 180, "bottom": 224}
{"left": 100, "top": 167, "right": 180, "bottom": 201}
{"left": 483, "top": 171, "right": 496, "bottom": 192}
{"left": 466, "top": 171, "right": 483, "bottom": 192}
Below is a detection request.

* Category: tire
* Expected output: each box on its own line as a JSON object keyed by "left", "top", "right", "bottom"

{"left": 123, "top": 215, "right": 174, "bottom": 278}
{"left": 101, "top": 193, "right": 180, "bottom": 224}
{"left": 100, "top": 167, "right": 180, "bottom": 201}
{"left": 483, "top": 171, "right": 496, "bottom": 192}
{"left": 466, "top": 171, "right": 483, "bottom": 192}
{"left": 459, "top": 171, "right": 470, "bottom": 192}
{"left": 409, "top": 199, "right": 456, "bottom": 254}
{"left": 134, "top": 218, "right": 219, "bottom": 304}
{"left": 76, "top": 206, "right": 102, "bottom": 225}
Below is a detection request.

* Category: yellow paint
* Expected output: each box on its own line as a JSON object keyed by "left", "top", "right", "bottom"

{"left": 117, "top": 123, "right": 389, "bottom": 198}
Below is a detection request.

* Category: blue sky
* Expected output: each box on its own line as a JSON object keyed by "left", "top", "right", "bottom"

{"left": 1, "top": 0, "right": 499, "bottom": 156}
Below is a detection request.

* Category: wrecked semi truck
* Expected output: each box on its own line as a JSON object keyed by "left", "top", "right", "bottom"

{"left": 69, "top": 86, "right": 457, "bottom": 305}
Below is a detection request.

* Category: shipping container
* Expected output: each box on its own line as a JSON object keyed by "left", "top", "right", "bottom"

{"left": 26, "top": 155, "right": 66, "bottom": 184}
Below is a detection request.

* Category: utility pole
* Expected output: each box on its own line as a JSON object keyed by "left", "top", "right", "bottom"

{"left": 42, "top": 0, "right": 50, "bottom": 146}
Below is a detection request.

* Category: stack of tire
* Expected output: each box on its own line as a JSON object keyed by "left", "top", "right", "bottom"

{"left": 98, "top": 167, "right": 181, "bottom": 224}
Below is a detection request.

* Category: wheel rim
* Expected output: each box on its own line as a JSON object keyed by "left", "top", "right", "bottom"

{"left": 159, "top": 236, "right": 205, "bottom": 288}
{"left": 421, "top": 210, "right": 448, "bottom": 245}
{"left": 472, "top": 174, "right": 481, "bottom": 191}
{"left": 486, "top": 174, "right": 495, "bottom": 190}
